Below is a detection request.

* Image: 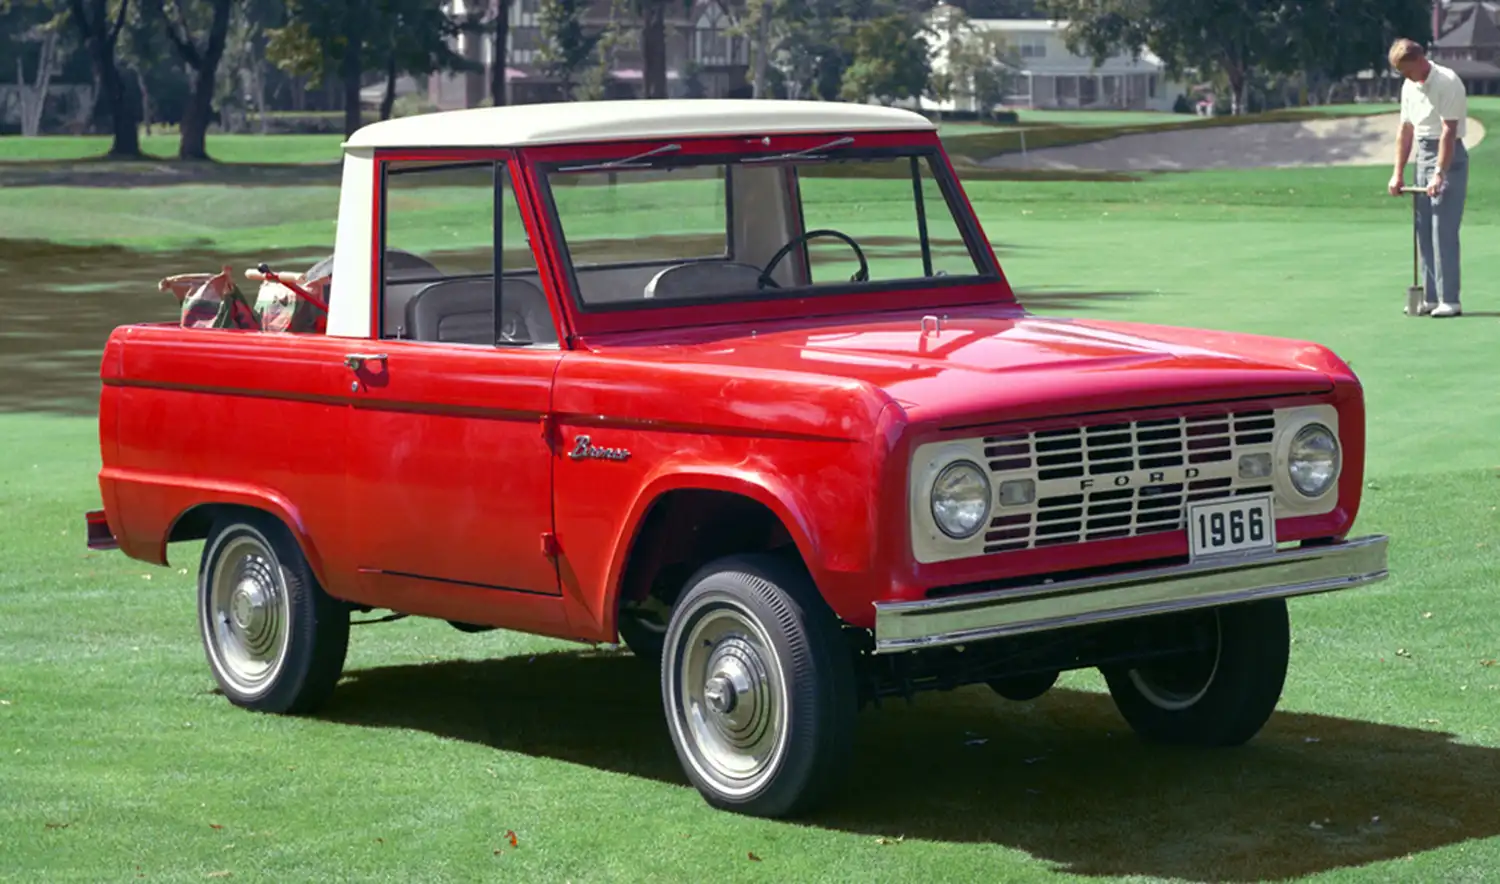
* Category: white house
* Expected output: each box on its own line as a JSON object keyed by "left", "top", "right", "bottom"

{"left": 922, "top": 5, "right": 1189, "bottom": 114}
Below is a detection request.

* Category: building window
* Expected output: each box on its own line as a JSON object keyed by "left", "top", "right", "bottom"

{"left": 693, "top": 2, "right": 745, "bottom": 66}
{"left": 511, "top": 25, "right": 541, "bottom": 64}
{"left": 1018, "top": 38, "right": 1046, "bottom": 59}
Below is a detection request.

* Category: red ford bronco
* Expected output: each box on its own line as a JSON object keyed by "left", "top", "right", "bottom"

{"left": 85, "top": 99, "right": 1389, "bottom": 818}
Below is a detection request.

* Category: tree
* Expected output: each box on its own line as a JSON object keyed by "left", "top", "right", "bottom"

{"left": 268, "top": 0, "right": 466, "bottom": 136}
{"left": 372, "top": 0, "right": 469, "bottom": 119}
{"left": 1040, "top": 0, "right": 1265, "bottom": 115}
{"left": 143, "top": 0, "right": 236, "bottom": 159}
{"left": 572, "top": 0, "right": 627, "bottom": 100}
{"left": 1286, "top": 0, "right": 1430, "bottom": 98}
{"left": 488, "top": 0, "right": 508, "bottom": 105}
{"left": 265, "top": 0, "right": 366, "bottom": 136}
{"left": 927, "top": 6, "right": 1011, "bottom": 116}
{"left": 839, "top": 13, "right": 931, "bottom": 104}
{"left": 536, "top": 0, "right": 597, "bottom": 97}
{"left": 6, "top": 9, "right": 61, "bottom": 136}
{"left": 62, "top": 0, "right": 142, "bottom": 156}
{"left": 1043, "top": 0, "right": 1430, "bottom": 115}
{"left": 771, "top": 0, "right": 923, "bottom": 102}
{"left": 630, "top": 0, "right": 693, "bottom": 99}
{"left": 221, "top": 0, "right": 285, "bottom": 133}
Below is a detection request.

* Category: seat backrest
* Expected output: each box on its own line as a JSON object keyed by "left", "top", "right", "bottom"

{"left": 404, "top": 277, "right": 556, "bottom": 346}
{"left": 380, "top": 250, "right": 444, "bottom": 337}
{"left": 644, "top": 261, "right": 765, "bottom": 300}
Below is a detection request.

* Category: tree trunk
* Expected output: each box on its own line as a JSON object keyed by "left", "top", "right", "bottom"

{"left": 134, "top": 65, "right": 152, "bottom": 135}
{"left": 380, "top": 52, "right": 397, "bottom": 120}
{"left": 751, "top": 1, "right": 771, "bottom": 98}
{"left": 103, "top": 64, "right": 139, "bottom": 155}
{"left": 249, "top": 36, "right": 268, "bottom": 134}
{"left": 490, "top": 0, "right": 509, "bottom": 106}
{"left": 179, "top": 67, "right": 218, "bottom": 158}
{"left": 342, "top": 31, "right": 364, "bottom": 138}
{"left": 18, "top": 30, "right": 58, "bottom": 137}
{"left": 68, "top": 0, "right": 141, "bottom": 156}
{"left": 159, "top": 0, "right": 232, "bottom": 160}
{"left": 642, "top": 0, "right": 666, "bottom": 99}
{"left": 1225, "top": 65, "right": 1247, "bottom": 116}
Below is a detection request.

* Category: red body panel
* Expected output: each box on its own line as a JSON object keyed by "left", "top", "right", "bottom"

{"left": 91, "top": 131, "right": 1371, "bottom": 643}
{"left": 342, "top": 341, "right": 561, "bottom": 599}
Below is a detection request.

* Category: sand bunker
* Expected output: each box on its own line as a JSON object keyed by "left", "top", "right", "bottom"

{"left": 980, "top": 112, "right": 1488, "bottom": 172}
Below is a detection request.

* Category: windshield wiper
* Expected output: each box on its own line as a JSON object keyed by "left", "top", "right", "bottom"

{"left": 741, "top": 135, "right": 856, "bottom": 164}
{"left": 557, "top": 143, "right": 681, "bottom": 173}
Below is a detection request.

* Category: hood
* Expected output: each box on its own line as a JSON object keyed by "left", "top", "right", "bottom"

{"left": 594, "top": 310, "right": 1338, "bottom": 427}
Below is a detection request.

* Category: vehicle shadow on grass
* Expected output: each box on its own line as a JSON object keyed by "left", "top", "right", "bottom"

{"left": 316, "top": 647, "right": 1500, "bottom": 881}
{"left": 1013, "top": 288, "right": 1155, "bottom": 312}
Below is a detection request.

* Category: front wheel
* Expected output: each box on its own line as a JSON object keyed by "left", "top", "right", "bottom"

{"left": 1101, "top": 599, "right": 1290, "bottom": 747}
{"left": 197, "top": 511, "right": 349, "bottom": 714}
{"left": 660, "top": 554, "right": 857, "bottom": 818}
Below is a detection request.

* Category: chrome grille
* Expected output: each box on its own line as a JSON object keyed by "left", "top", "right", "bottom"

{"left": 982, "top": 410, "right": 1278, "bottom": 553}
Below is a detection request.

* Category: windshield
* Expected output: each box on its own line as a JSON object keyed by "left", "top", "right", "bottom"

{"left": 536, "top": 144, "right": 996, "bottom": 311}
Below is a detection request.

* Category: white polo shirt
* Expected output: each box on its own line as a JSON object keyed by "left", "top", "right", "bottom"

{"left": 1401, "top": 61, "right": 1467, "bottom": 140}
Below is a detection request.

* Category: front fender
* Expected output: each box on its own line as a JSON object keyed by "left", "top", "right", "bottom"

{"left": 593, "top": 466, "right": 820, "bottom": 636}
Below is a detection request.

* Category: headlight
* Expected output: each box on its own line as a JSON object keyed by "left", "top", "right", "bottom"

{"left": 1288, "top": 423, "right": 1339, "bottom": 497}
{"left": 931, "top": 460, "right": 992, "bottom": 539}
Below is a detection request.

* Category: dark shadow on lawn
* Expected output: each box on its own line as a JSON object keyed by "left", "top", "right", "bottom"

{"left": 1014, "top": 288, "right": 1155, "bottom": 312}
{"left": 316, "top": 647, "right": 1500, "bottom": 882}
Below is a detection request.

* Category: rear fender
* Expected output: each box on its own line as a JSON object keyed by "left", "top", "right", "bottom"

{"left": 106, "top": 470, "right": 331, "bottom": 591}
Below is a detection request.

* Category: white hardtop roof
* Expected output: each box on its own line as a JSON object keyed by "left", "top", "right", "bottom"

{"left": 342, "top": 98, "right": 937, "bottom": 150}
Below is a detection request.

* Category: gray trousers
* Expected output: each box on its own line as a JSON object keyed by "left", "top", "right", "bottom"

{"left": 1414, "top": 137, "right": 1468, "bottom": 307}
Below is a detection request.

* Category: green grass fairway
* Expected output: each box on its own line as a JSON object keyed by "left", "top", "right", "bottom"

{"left": 0, "top": 133, "right": 347, "bottom": 164}
{"left": 2, "top": 98, "right": 1499, "bottom": 883}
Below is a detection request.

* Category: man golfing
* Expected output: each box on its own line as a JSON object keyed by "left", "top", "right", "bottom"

{"left": 1387, "top": 38, "right": 1468, "bottom": 317}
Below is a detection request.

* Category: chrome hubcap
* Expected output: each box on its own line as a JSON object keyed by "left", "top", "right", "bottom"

{"left": 204, "top": 533, "right": 290, "bottom": 695}
{"left": 670, "top": 602, "right": 787, "bottom": 797}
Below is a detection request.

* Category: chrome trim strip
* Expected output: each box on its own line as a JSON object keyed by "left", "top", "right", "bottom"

{"left": 873, "top": 535, "right": 1389, "bottom": 653}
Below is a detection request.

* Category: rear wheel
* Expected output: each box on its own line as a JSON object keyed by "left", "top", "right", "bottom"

{"left": 1101, "top": 599, "right": 1289, "bottom": 747}
{"left": 660, "top": 554, "right": 857, "bottom": 818}
{"left": 197, "top": 511, "right": 349, "bottom": 714}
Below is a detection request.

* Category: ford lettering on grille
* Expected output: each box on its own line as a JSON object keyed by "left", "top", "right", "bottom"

{"left": 983, "top": 409, "right": 1276, "bottom": 553}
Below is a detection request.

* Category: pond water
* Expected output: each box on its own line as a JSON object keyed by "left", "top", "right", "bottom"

{"left": 0, "top": 240, "right": 326, "bottom": 416}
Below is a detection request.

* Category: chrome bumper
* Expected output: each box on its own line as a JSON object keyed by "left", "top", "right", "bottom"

{"left": 873, "top": 535, "right": 1389, "bottom": 653}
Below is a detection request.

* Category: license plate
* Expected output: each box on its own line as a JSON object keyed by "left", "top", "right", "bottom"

{"left": 1187, "top": 493, "right": 1275, "bottom": 561}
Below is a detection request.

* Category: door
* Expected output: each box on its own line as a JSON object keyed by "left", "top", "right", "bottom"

{"left": 343, "top": 154, "right": 566, "bottom": 605}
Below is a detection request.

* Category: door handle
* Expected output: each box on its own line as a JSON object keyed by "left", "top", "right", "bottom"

{"left": 344, "top": 352, "right": 388, "bottom": 370}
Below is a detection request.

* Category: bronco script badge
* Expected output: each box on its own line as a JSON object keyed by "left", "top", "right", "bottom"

{"left": 569, "top": 435, "right": 631, "bottom": 462}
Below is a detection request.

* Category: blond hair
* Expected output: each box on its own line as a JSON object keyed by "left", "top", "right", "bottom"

{"left": 1389, "top": 38, "right": 1425, "bottom": 66}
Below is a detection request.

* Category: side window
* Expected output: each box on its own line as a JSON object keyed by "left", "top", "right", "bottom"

{"left": 379, "top": 159, "right": 553, "bottom": 347}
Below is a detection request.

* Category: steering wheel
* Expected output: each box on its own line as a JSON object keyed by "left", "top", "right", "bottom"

{"left": 757, "top": 228, "right": 870, "bottom": 289}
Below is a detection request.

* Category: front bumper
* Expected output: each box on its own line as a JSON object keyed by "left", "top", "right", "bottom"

{"left": 873, "top": 535, "right": 1389, "bottom": 653}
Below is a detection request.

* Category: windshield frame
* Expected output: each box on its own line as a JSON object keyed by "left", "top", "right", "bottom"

{"left": 519, "top": 129, "right": 1014, "bottom": 337}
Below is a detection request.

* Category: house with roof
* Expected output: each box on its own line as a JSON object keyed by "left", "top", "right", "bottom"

{"left": 1429, "top": 0, "right": 1500, "bottom": 95}
{"left": 424, "top": 0, "right": 750, "bottom": 108}
{"left": 1352, "top": 1, "right": 1500, "bottom": 100}
{"left": 919, "top": 4, "right": 1189, "bottom": 114}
